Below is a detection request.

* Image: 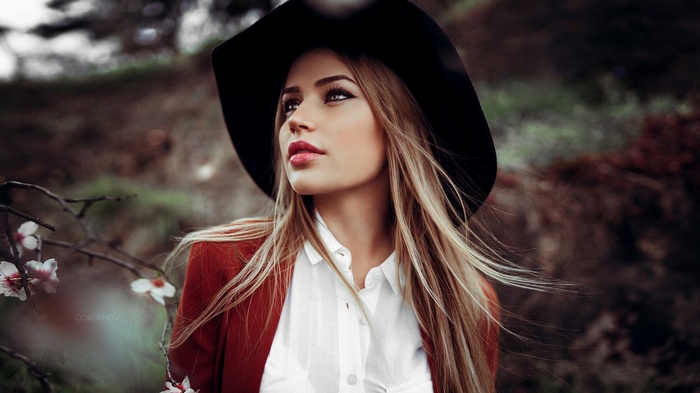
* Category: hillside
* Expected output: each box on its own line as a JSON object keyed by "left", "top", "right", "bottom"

{"left": 1, "top": 0, "right": 699, "bottom": 391}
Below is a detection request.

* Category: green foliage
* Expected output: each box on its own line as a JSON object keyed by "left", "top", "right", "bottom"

{"left": 68, "top": 176, "right": 193, "bottom": 254}
{"left": 440, "top": 0, "right": 490, "bottom": 22}
{"left": 0, "top": 49, "right": 201, "bottom": 95}
{"left": 479, "top": 80, "right": 584, "bottom": 121}
{"left": 477, "top": 79, "right": 688, "bottom": 168}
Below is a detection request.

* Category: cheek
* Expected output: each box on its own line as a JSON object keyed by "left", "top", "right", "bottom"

{"left": 342, "top": 109, "right": 383, "bottom": 145}
{"left": 342, "top": 121, "right": 386, "bottom": 168}
{"left": 362, "top": 118, "right": 386, "bottom": 161}
{"left": 364, "top": 138, "right": 387, "bottom": 168}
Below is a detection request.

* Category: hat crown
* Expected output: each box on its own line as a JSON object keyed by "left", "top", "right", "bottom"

{"left": 212, "top": 0, "right": 496, "bottom": 215}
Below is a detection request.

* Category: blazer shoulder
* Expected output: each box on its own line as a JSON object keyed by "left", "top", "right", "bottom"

{"left": 190, "top": 237, "right": 264, "bottom": 258}
{"left": 188, "top": 236, "right": 266, "bottom": 276}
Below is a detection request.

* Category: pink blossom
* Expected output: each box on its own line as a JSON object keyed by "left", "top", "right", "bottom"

{"left": 24, "top": 258, "right": 59, "bottom": 294}
{"left": 161, "top": 376, "right": 196, "bottom": 393}
{"left": 131, "top": 277, "right": 176, "bottom": 305}
{"left": 12, "top": 221, "right": 39, "bottom": 257}
{"left": 0, "top": 261, "right": 27, "bottom": 301}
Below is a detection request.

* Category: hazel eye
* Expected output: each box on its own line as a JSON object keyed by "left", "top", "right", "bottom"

{"left": 325, "top": 89, "right": 354, "bottom": 103}
{"left": 282, "top": 98, "right": 299, "bottom": 113}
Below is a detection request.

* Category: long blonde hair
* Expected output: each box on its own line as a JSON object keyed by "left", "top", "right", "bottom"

{"left": 168, "top": 48, "right": 542, "bottom": 392}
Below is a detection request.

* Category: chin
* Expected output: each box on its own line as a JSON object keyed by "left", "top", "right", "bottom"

{"left": 289, "top": 180, "right": 343, "bottom": 196}
{"left": 289, "top": 180, "right": 322, "bottom": 196}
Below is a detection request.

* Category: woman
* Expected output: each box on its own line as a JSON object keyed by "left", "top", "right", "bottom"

{"left": 167, "top": 0, "right": 531, "bottom": 392}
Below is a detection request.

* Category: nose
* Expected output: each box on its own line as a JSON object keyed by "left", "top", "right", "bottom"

{"left": 287, "top": 102, "right": 316, "bottom": 133}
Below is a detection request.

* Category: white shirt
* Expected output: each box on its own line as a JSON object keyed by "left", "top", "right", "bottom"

{"left": 260, "top": 214, "right": 433, "bottom": 393}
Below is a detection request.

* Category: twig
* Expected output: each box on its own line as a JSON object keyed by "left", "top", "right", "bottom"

{"left": 1, "top": 210, "right": 31, "bottom": 299}
{"left": 0, "top": 204, "right": 56, "bottom": 232}
{"left": 2, "top": 210, "right": 20, "bottom": 260}
{"left": 1, "top": 181, "right": 164, "bottom": 274}
{"left": 2, "top": 181, "right": 99, "bottom": 238}
{"left": 41, "top": 238, "right": 144, "bottom": 278}
{"left": 597, "top": 163, "right": 665, "bottom": 192}
{"left": 65, "top": 194, "right": 137, "bottom": 218}
{"left": 1, "top": 180, "right": 179, "bottom": 390}
{"left": 111, "top": 246, "right": 166, "bottom": 275}
{"left": 160, "top": 317, "right": 173, "bottom": 382}
{"left": 64, "top": 195, "right": 137, "bottom": 203}
{"left": 0, "top": 343, "right": 54, "bottom": 393}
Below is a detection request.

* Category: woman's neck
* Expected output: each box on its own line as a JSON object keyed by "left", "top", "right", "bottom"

{"left": 313, "top": 179, "right": 393, "bottom": 289}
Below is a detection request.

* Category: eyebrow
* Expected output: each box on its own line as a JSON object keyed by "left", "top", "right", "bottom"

{"left": 282, "top": 74, "right": 356, "bottom": 95}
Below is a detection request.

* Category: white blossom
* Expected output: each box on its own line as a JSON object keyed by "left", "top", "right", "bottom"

{"left": 24, "top": 258, "right": 59, "bottom": 293}
{"left": 131, "top": 277, "right": 176, "bottom": 305}
{"left": 0, "top": 261, "right": 27, "bottom": 301}
{"left": 161, "top": 376, "right": 196, "bottom": 393}
{"left": 12, "top": 221, "right": 39, "bottom": 257}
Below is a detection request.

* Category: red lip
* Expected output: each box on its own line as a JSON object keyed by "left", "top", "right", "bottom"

{"left": 288, "top": 140, "right": 323, "bottom": 157}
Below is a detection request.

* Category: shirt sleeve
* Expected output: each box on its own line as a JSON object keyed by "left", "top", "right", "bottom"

{"left": 168, "top": 241, "right": 232, "bottom": 393}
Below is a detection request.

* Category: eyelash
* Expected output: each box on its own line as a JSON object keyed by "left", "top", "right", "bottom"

{"left": 281, "top": 98, "right": 299, "bottom": 113}
{"left": 281, "top": 85, "right": 355, "bottom": 113}
{"left": 323, "top": 85, "right": 354, "bottom": 103}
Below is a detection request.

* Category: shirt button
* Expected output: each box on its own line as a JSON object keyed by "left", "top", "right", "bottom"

{"left": 346, "top": 374, "right": 357, "bottom": 385}
{"left": 372, "top": 270, "right": 382, "bottom": 279}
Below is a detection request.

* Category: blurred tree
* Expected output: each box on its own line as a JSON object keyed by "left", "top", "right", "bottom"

{"left": 32, "top": 0, "right": 275, "bottom": 55}
{"left": 30, "top": 0, "right": 457, "bottom": 56}
{"left": 451, "top": 0, "right": 700, "bottom": 98}
{"left": 411, "top": 0, "right": 453, "bottom": 18}
{"left": 0, "top": 0, "right": 460, "bottom": 79}
{"left": 549, "top": 0, "right": 700, "bottom": 96}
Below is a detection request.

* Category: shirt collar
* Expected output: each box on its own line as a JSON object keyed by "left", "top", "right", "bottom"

{"left": 302, "top": 211, "right": 345, "bottom": 266}
{"left": 378, "top": 251, "right": 402, "bottom": 296}
{"left": 302, "top": 210, "right": 402, "bottom": 296}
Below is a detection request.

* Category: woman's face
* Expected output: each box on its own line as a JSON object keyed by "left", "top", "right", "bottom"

{"left": 278, "top": 49, "right": 388, "bottom": 199}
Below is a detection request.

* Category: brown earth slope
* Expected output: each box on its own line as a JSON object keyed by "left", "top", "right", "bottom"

{"left": 1, "top": 1, "right": 699, "bottom": 391}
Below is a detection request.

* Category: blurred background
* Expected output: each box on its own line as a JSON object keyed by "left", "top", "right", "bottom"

{"left": 0, "top": 0, "right": 698, "bottom": 391}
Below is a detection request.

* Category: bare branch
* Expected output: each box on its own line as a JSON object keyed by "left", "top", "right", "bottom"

{"left": 0, "top": 343, "right": 54, "bottom": 393}
{"left": 1, "top": 181, "right": 96, "bottom": 237}
{"left": 65, "top": 194, "right": 138, "bottom": 218}
{"left": 1, "top": 180, "right": 179, "bottom": 389}
{"left": 1, "top": 210, "right": 21, "bottom": 260}
{"left": 42, "top": 238, "right": 144, "bottom": 278}
{"left": 0, "top": 204, "right": 56, "bottom": 231}
{"left": 1, "top": 181, "right": 164, "bottom": 274}
{"left": 64, "top": 195, "right": 137, "bottom": 203}
{"left": 596, "top": 163, "right": 665, "bottom": 192}
{"left": 1, "top": 210, "right": 32, "bottom": 299}
{"left": 160, "top": 317, "right": 173, "bottom": 382}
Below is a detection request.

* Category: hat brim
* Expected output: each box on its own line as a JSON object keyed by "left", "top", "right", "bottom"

{"left": 212, "top": 0, "right": 496, "bottom": 214}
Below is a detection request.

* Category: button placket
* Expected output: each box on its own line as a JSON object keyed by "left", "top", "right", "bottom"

{"left": 337, "top": 275, "right": 363, "bottom": 392}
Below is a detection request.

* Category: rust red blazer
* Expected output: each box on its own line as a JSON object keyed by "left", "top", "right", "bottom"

{"left": 168, "top": 239, "right": 499, "bottom": 392}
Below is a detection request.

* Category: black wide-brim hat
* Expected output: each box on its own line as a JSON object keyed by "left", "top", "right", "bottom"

{"left": 212, "top": 0, "right": 496, "bottom": 214}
